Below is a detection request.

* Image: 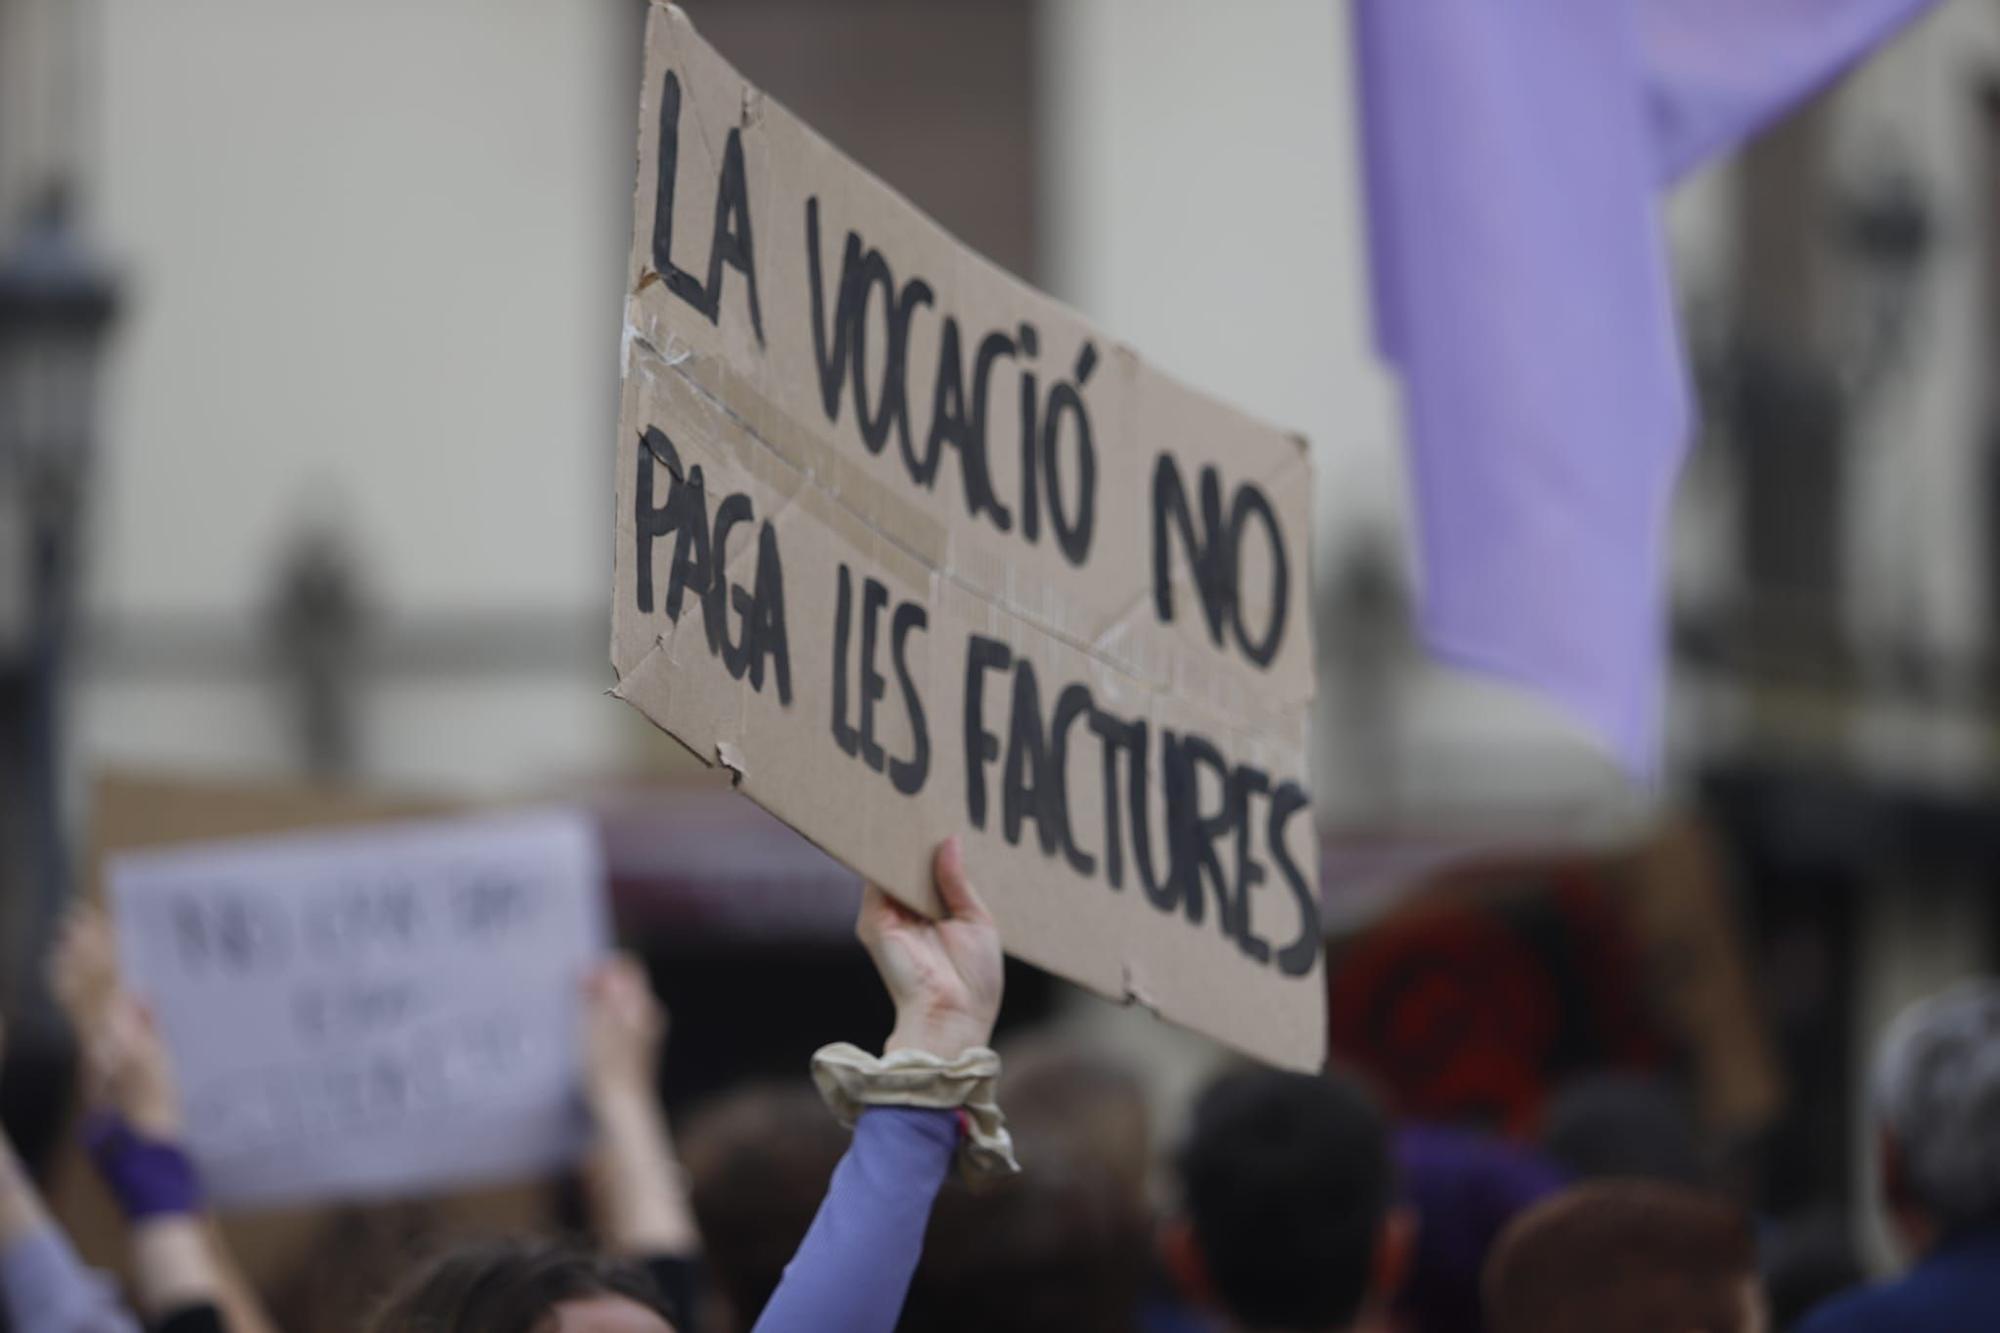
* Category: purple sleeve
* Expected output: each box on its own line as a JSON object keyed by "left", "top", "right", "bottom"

{"left": 750, "top": 1107, "right": 957, "bottom": 1333}
{"left": 1, "top": 1227, "right": 144, "bottom": 1333}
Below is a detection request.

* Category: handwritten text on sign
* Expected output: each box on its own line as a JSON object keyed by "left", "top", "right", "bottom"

{"left": 111, "top": 810, "right": 607, "bottom": 1207}
{"left": 612, "top": 5, "right": 1322, "bottom": 1068}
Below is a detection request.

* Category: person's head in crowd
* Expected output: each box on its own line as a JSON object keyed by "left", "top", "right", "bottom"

{"left": 1484, "top": 1180, "right": 1764, "bottom": 1333}
{"left": 368, "top": 1239, "right": 676, "bottom": 1333}
{"left": 679, "top": 1080, "right": 849, "bottom": 1330}
{"left": 1392, "top": 1122, "right": 1566, "bottom": 1333}
{"left": 1169, "top": 1066, "right": 1410, "bottom": 1332}
{"left": 1869, "top": 979, "right": 2000, "bottom": 1258}
{"left": 898, "top": 1130, "right": 1149, "bottom": 1333}
{"left": 1541, "top": 1072, "right": 1705, "bottom": 1186}
{"left": 999, "top": 1033, "right": 1152, "bottom": 1206}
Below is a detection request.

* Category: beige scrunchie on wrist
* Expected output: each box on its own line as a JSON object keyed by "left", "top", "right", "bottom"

{"left": 810, "top": 1042, "right": 1021, "bottom": 1184}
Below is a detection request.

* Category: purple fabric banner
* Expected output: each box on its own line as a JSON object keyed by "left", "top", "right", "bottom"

{"left": 1356, "top": 0, "right": 1941, "bottom": 775}
{"left": 1642, "top": 0, "right": 1947, "bottom": 185}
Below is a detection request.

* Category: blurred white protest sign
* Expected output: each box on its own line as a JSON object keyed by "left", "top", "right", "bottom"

{"left": 110, "top": 808, "right": 606, "bottom": 1208}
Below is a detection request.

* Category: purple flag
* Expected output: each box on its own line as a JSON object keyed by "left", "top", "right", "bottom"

{"left": 1357, "top": 0, "right": 1940, "bottom": 775}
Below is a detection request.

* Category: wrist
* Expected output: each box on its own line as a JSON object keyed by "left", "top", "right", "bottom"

{"left": 885, "top": 1009, "right": 991, "bottom": 1060}
{"left": 0, "top": 1138, "right": 27, "bottom": 1195}
{"left": 130, "top": 1215, "right": 219, "bottom": 1318}
{"left": 0, "top": 1141, "right": 47, "bottom": 1245}
{"left": 590, "top": 1080, "right": 664, "bottom": 1134}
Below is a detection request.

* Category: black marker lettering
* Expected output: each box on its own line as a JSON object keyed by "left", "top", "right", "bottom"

{"left": 710, "top": 493, "right": 754, "bottom": 670}
{"left": 807, "top": 198, "right": 862, "bottom": 420}
{"left": 741, "top": 521, "right": 792, "bottom": 704}
{"left": 1089, "top": 710, "right": 1138, "bottom": 890}
{"left": 915, "top": 317, "right": 964, "bottom": 486}
{"left": 704, "top": 118, "right": 765, "bottom": 343}
{"left": 1050, "top": 683, "right": 1097, "bottom": 877}
{"left": 636, "top": 425, "right": 792, "bottom": 704}
{"left": 1041, "top": 342, "right": 1098, "bottom": 565}
{"left": 1230, "top": 766, "right": 1273, "bottom": 965}
{"left": 1017, "top": 324, "right": 1041, "bottom": 543}
{"left": 830, "top": 564, "right": 859, "bottom": 757}
{"left": 888, "top": 602, "right": 930, "bottom": 796}
{"left": 1122, "top": 719, "right": 1174, "bottom": 912}
{"left": 1166, "top": 732, "right": 1236, "bottom": 938}
{"left": 665, "top": 464, "right": 712, "bottom": 623}
{"left": 800, "top": 202, "right": 1109, "bottom": 557}
{"left": 999, "top": 659, "right": 1059, "bottom": 857}
{"left": 964, "top": 331, "right": 1016, "bottom": 530}
{"left": 886, "top": 279, "right": 935, "bottom": 464}
{"left": 1153, "top": 455, "right": 1232, "bottom": 647}
{"left": 850, "top": 250, "right": 899, "bottom": 456}
{"left": 651, "top": 73, "right": 701, "bottom": 311}
{"left": 856, "top": 577, "right": 891, "bottom": 771}
{"left": 805, "top": 201, "right": 942, "bottom": 490}
{"left": 1228, "top": 484, "right": 1289, "bottom": 668}
{"left": 633, "top": 427, "right": 680, "bottom": 615}
{"left": 653, "top": 71, "right": 764, "bottom": 345}
{"left": 963, "top": 635, "right": 1012, "bottom": 829}
{"left": 1152, "top": 454, "right": 1291, "bottom": 668}
{"left": 1268, "top": 781, "right": 1322, "bottom": 977}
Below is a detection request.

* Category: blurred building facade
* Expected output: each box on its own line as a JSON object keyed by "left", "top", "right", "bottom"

{"left": 59, "top": 0, "right": 646, "bottom": 795}
{"left": 0, "top": 0, "right": 1620, "bottom": 820}
{"left": 0, "top": 0, "right": 1993, "bottom": 1260}
{"left": 1665, "top": 0, "right": 2000, "bottom": 1259}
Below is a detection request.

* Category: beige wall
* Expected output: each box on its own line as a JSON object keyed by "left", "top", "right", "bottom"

{"left": 1039, "top": 0, "right": 1400, "bottom": 570}
{"left": 76, "top": 0, "right": 645, "bottom": 793}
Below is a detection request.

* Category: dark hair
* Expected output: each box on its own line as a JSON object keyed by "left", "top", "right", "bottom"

{"left": 1542, "top": 1074, "right": 1705, "bottom": 1186}
{"left": 681, "top": 1081, "right": 849, "bottom": 1326}
{"left": 366, "top": 1238, "right": 673, "bottom": 1333}
{"left": 1177, "top": 1067, "right": 1393, "bottom": 1332}
{"left": 1483, "top": 1181, "right": 1758, "bottom": 1333}
{"left": 899, "top": 1134, "right": 1147, "bottom": 1333}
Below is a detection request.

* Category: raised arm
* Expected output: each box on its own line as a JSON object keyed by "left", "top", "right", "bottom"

{"left": 751, "top": 836, "right": 1008, "bottom": 1333}
{"left": 0, "top": 1014, "right": 145, "bottom": 1333}
{"left": 52, "top": 908, "right": 278, "bottom": 1333}
{"left": 582, "top": 952, "right": 703, "bottom": 1325}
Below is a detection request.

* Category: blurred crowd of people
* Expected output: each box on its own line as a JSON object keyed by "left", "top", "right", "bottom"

{"left": 2, "top": 836, "right": 1996, "bottom": 1333}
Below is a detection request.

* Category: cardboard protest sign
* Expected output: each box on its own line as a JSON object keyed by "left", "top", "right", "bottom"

{"left": 108, "top": 808, "right": 607, "bottom": 1207}
{"left": 612, "top": 5, "right": 1322, "bottom": 1068}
